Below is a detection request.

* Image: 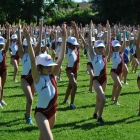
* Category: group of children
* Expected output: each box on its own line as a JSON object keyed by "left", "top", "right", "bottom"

{"left": 0, "top": 20, "right": 140, "bottom": 140}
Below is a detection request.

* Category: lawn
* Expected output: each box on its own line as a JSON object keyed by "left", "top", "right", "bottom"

{"left": 0, "top": 50, "right": 140, "bottom": 140}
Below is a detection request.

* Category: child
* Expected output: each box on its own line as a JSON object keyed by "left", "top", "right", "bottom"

{"left": 0, "top": 22, "right": 10, "bottom": 108}
{"left": 23, "top": 22, "right": 66, "bottom": 140}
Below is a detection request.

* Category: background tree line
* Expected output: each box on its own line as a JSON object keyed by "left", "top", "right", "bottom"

{"left": 0, "top": 0, "right": 140, "bottom": 26}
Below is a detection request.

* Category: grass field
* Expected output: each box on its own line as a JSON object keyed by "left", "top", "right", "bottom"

{"left": 0, "top": 51, "right": 140, "bottom": 140}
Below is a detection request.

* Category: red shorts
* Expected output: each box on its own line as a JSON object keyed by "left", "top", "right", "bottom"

{"left": 87, "top": 62, "right": 93, "bottom": 69}
{"left": 0, "top": 69, "right": 7, "bottom": 77}
{"left": 34, "top": 103, "right": 58, "bottom": 120}
{"left": 111, "top": 68, "right": 122, "bottom": 76}
{"left": 11, "top": 54, "right": 20, "bottom": 61}
{"left": 93, "top": 73, "right": 107, "bottom": 85}
{"left": 21, "top": 74, "right": 33, "bottom": 86}
{"left": 137, "top": 76, "right": 140, "bottom": 83}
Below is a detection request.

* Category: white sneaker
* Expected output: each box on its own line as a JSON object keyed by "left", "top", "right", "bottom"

{"left": 86, "top": 71, "right": 89, "bottom": 74}
{"left": 121, "top": 81, "right": 124, "bottom": 84}
{"left": 0, "top": 103, "right": 3, "bottom": 109}
{"left": 13, "top": 79, "right": 18, "bottom": 82}
{"left": 114, "top": 102, "right": 120, "bottom": 105}
{"left": 124, "top": 82, "right": 128, "bottom": 85}
{"left": 1, "top": 100, "right": 7, "bottom": 106}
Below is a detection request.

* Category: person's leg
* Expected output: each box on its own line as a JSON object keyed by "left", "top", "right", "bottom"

{"left": 134, "top": 58, "right": 139, "bottom": 73}
{"left": 123, "top": 64, "right": 128, "bottom": 83}
{"left": 137, "top": 80, "right": 140, "bottom": 90}
{"left": 93, "top": 80, "right": 106, "bottom": 119}
{"left": 35, "top": 112, "right": 54, "bottom": 140}
{"left": 12, "top": 58, "right": 18, "bottom": 81}
{"left": 1, "top": 71, "right": 7, "bottom": 105}
{"left": 63, "top": 82, "right": 72, "bottom": 103}
{"left": 111, "top": 72, "right": 122, "bottom": 104}
{"left": 21, "top": 79, "right": 33, "bottom": 119}
{"left": 87, "top": 65, "right": 94, "bottom": 92}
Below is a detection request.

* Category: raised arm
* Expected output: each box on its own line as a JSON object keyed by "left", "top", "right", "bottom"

{"left": 88, "top": 21, "right": 94, "bottom": 60}
{"left": 35, "top": 20, "right": 43, "bottom": 56}
{"left": 105, "top": 20, "right": 110, "bottom": 58}
{"left": 52, "top": 24, "right": 67, "bottom": 76}
{"left": 136, "top": 28, "right": 140, "bottom": 61}
{"left": 18, "top": 20, "right": 24, "bottom": 58}
{"left": 71, "top": 21, "right": 79, "bottom": 40}
{"left": 5, "top": 22, "right": 10, "bottom": 53}
{"left": 23, "top": 27, "right": 40, "bottom": 84}
{"left": 120, "top": 30, "right": 126, "bottom": 53}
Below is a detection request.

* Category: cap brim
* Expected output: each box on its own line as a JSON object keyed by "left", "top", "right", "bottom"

{"left": 96, "top": 43, "right": 105, "bottom": 48}
{"left": 113, "top": 44, "right": 121, "bottom": 47}
{"left": 0, "top": 42, "right": 5, "bottom": 45}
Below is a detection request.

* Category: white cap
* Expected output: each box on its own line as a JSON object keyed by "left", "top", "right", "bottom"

{"left": 23, "top": 38, "right": 34, "bottom": 46}
{"left": 112, "top": 40, "right": 121, "bottom": 47}
{"left": 97, "top": 33, "right": 103, "bottom": 38}
{"left": 46, "top": 32, "right": 49, "bottom": 34}
{"left": 67, "top": 36, "right": 79, "bottom": 46}
{"left": 121, "top": 33, "right": 123, "bottom": 37}
{"left": 130, "top": 37, "right": 134, "bottom": 40}
{"left": 57, "top": 37, "right": 62, "bottom": 43}
{"left": 11, "top": 34, "right": 18, "bottom": 40}
{"left": 93, "top": 29, "right": 98, "bottom": 34}
{"left": 94, "top": 40, "right": 105, "bottom": 48}
{"left": 41, "top": 43, "right": 44, "bottom": 47}
{"left": 0, "top": 36, "right": 5, "bottom": 45}
{"left": 36, "top": 54, "right": 57, "bottom": 66}
{"left": 91, "top": 37, "right": 95, "bottom": 42}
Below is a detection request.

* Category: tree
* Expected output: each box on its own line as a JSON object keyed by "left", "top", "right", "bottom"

{"left": 90, "top": 0, "right": 140, "bottom": 24}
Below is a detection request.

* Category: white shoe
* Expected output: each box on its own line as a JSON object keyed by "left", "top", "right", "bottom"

{"left": 114, "top": 102, "right": 120, "bottom": 105}
{"left": 13, "top": 79, "right": 18, "bottom": 82}
{"left": 86, "top": 71, "right": 89, "bottom": 74}
{"left": 121, "top": 81, "right": 124, "bottom": 84}
{"left": 124, "top": 82, "right": 128, "bottom": 85}
{"left": 1, "top": 100, "right": 7, "bottom": 106}
{"left": 0, "top": 103, "right": 3, "bottom": 109}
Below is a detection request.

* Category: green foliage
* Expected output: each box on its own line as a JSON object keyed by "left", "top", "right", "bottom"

{"left": 90, "top": 0, "right": 140, "bottom": 24}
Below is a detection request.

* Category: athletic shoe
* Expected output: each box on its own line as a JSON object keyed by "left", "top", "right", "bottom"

{"left": 62, "top": 100, "right": 70, "bottom": 104}
{"left": 57, "top": 77, "right": 62, "bottom": 81}
{"left": 124, "top": 82, "right": 128, "bottom": 85}
{"left": 1, "top": 100, "right": 7, "bottom": 106}
{"left": 97, "top": 117, "right": 104, "bottom": 123}
{"left": 86, "top": 71, "right": 89, "bottom": 74}
{"left": 121, "top": 81, "right": 124, "bottom": 84}
{"left": 0, "top": 103, "right": 3, "bottom": 109}
{"left": 26, "top": 117, "right": 34, "bottom": 125}
{"left": 13, "top": 79, "right": 18, "bottom": 82}
{"left": 114, "top": 102, "right": 120, "bottom": 105}
{"left": 70, "top": 104, "right": 76, "bottom": 110}
{"left": 93, "top": 113, "right": 98, "bottom": 119}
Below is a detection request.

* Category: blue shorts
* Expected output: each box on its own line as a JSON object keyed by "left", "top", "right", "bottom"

{"left": 124, "top": 59, "right": 129, "bottom": 64}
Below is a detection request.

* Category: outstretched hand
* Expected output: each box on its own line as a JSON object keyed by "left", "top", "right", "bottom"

{"left": 61, "top": 23, "right": 67, "bottom": 38}
{"left": 23, "top": 27, "right": 30, "bottom": 39}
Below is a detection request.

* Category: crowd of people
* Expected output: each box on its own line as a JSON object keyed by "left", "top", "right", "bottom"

{"left": 0, "top": 19, "right": 140, "bottom": 140}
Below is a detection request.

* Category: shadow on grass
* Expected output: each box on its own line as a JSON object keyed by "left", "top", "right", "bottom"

{"left": 2, "top": 109, "right": 25, "bottom": 113}
{"left": 5, "top": 93, "right": 24, "bottom": 98}
{"left": 4, "top": 86, "right": 21, "bottom": 89}
{"left": 54, "top": 115, "right": 139, "bottom": 131}
{"left": 120, "top": 91, "right": 140, "bottom": 96}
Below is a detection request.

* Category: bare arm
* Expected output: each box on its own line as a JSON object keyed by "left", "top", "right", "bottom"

{"left": 136, "top": 28, "right": 140, "bottom": 61}
{"left": 120, "top": 30, "right": 126, "bottom": 53}
{"left": 23, "top": 27, "right": 40, "bottom": 84}
{"left": 105, "top": 20, "right": 110, "bottom": 58}
{"left": 18, "top": 20, "right": 24, "bottom": 58}
{"left": 88, "top": 21, "right": 94, "bottom": 60}
{"left": 52, "top": 24, "right": 67, "bottom": 76}
{"left": 5, "top": 22, "right": 10, "bottom": 53}
{"left": 35, "top": 20, "right": 43, "bottom": 56}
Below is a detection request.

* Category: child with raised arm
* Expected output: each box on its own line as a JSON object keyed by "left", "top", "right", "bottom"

{"left": 18, "top": 20, "right": 35, "bottom": 125}
{"left": 110, "top": 30, "right": 126, "bottom": 105}
{"left": 23, "top": 23, "right": 66, "bottom": 140}
{"left": 0, "top": 22, "right": 10, "bottom": 108}
{"left": 89, "top": 21, "right": 110, "bottom": 123}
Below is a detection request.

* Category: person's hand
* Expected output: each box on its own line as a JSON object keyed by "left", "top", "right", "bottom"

{"left": 71, "top": 21, "right": 76, "bottom": 29}
{"left": 5, "top": 22, "right": 10, "bottom": 31}
{"left": 23, "top": 27, "right": 30, "bottom": 39}
{"left": 61, "top": 23, "right": 67, "bottom": 39}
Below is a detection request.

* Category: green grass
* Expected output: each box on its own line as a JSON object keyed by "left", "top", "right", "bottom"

{"left": 0, "top": 51, "right": 140, "bottom": 140}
